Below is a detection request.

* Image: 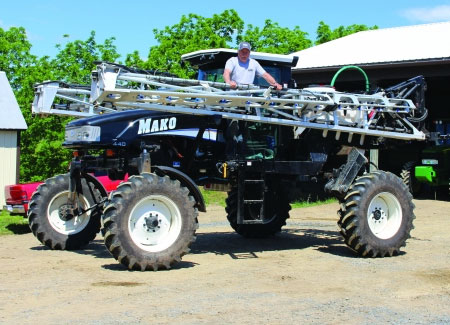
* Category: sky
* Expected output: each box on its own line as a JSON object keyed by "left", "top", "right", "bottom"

{"left": 2, "top": 0, "right": 450, "bottom": 59}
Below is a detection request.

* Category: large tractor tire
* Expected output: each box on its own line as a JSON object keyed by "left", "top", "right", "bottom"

{"left": 225, "top": 186, "right": 291, "bottom": 238}
{"left": 338, "top": 171, "right": 415, "bottom": 257}
{"left": 400, "top": 161, "right": 422, "bottom": 196}
{"left": 103, "top": 173, "right": 198, "bottom": 271}
{"left": 28, "top": 174, "right": 104, "bottom": 250}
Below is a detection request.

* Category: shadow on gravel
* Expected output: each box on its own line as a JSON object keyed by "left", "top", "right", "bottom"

{"left": 413, "top": 189, "right": 450, "bottom": 201}
{"left": 191, "top": 228, "right": 355, "bottom": 258}
{"left": 93, "top": 228, "right": 356, "bottom": 271}
{"left": 79, "top": 240, "right": 198, "bottom": 271}
{"left": 30, "top": 239, "right": 111, "bottom": 258}
{"left": 75, "top": 240, "right": 111, "bottom": 258}
{"left": 101, "top": 260, "right": 198, "bottom": 272}
{"left": 28, "top": 228, "right": 357, "bottom": 271}
{"left": 6, "top": 224, "right": 31, "bottom": 235}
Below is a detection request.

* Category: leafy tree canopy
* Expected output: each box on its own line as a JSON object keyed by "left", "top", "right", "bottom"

{"left": 144, "top": 11, "right": 313, "bottom": 77}
{"left": 238, "top": 19, "right": 312, "bottom": 54}
{"left": 315, "top": 21, "right": 378, "bottom": 45}
{"left": 53, "top": 31, "right": 120, "bottom": 84}
{"left": 145, "top": 9, "right": 244, "bottom": 78}
{"left": 0, "top": 27, "right": 35, "bottom": 90}
{"left": 0, "top": 29, "right": 120, "bottom": 181}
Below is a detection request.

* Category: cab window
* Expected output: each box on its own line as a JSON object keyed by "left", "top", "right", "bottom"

{"left": 199, "top": 66, "right": 282, "bottom": 86}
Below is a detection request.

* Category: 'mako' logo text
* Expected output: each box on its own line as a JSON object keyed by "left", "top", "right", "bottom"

{"left": 138, "top": 117, "right": 177, "bottom": 134}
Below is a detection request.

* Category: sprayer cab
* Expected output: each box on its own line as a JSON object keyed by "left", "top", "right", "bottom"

{"left": 181, "top": 48, "right": 299, "bottom": 88}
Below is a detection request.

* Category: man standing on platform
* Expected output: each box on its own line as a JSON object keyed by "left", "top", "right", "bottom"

{"left": 223, "top": 42, "right": 282, "bottom": 90}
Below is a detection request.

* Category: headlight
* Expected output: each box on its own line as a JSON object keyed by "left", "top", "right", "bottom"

{"left": 422, "top": 159, "right": 438, "bottom": 165}
{"left": 65, "top": 126, "right": 101, "bottom": 142}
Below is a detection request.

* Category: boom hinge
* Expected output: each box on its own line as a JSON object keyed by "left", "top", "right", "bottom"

{"left": 325, "top": 148, "right": 368, "bottom": 196}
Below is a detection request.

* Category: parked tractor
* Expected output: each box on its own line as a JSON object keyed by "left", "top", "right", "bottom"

{"left": 28, "top": 50, "right": 427, "bottom": 270}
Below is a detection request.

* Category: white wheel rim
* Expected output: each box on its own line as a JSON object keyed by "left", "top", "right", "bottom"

{"left": 367, "top": 192, "right": 402, "bottom": 239}
{"left": 47, "top": 191, "right": 91, "bottom": 235}
{"left": 128, "top": 195, "right": 182, "bottom": 252}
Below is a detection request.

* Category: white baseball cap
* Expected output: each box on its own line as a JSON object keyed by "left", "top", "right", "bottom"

{"left": 238, "top": 42, "right": 251, "bottom": 51}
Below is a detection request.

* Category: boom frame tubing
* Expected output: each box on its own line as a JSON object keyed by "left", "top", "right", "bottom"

{"left": 31, "top": 62, "right": 426, "bottom": 141}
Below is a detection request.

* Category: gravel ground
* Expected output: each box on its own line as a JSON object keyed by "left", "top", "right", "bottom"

{"left": 0, "top": 198, "right": 449, "bottom": 324}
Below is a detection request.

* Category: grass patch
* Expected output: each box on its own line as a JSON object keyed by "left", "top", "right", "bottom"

{"left": 291, "top": 198, "right": 337, "bottom": 209}
{"left": 200, "top": 188, "right": 227, "bottom": 207}
{"left": 0, "top": 210, "right": 30, "bottom": 236}
{"left": 199, "top": 188, "right": 337, "bottom": 209}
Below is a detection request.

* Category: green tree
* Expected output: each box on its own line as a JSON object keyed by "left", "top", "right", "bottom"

{"left": 145, "top": 11, "right": 313, "bottom": 78}
{"left": 0, "top": 27, "right": 56, "bottom": 181}
{"left": 16, "top": 57, "right": 62, "bottom": 182}
{"left": 16, "top": 32, "right": 119, "bottom": 181}
{"left": 0, "top": 27, "right": 36, "bottom": 90}
{"left": 238, "top": 19, "right": 312, "bottom": 54}
{"left": 125, "top": 50, "right": 146, "bottom": 69}
{"left": 53, "top": 31, "right": 120, "bottom": 83}
{"left": 315, "top": 21, "right": 378, "bottom": 45}
{"left": 146, "top": 9, "right": 244, "bottom": 78}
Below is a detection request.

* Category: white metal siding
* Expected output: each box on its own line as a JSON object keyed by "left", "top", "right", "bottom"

{"left": 0, "top": 131, "right": 18, "bottom": 207}
{"left": 293, "top": 21, "right": 450, "bottom": 70}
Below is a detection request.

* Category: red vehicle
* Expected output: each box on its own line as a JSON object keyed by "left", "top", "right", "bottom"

{"left": 3, "top": 175, "right": 125, "bottom": 216}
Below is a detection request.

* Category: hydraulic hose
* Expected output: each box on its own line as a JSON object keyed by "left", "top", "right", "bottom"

{"left": 330, "top": 65, "right": 370, "bottom": 92}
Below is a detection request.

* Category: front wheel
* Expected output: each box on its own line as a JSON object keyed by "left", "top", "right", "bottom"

{"left": 338, "top": 171, "right": 415, "bottom": 257}
{"left": 28, "top": 174, "right": 104, "bottom": 250}
{"left": 103, "top": 173, "right": 198, "bottom": 271}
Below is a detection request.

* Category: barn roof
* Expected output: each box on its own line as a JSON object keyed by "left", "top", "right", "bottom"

{"left": 0, "top": 71, "right": 27, "bottom": 130}
{"left": 292, "top": 21, "right": 450, "bottom": 71}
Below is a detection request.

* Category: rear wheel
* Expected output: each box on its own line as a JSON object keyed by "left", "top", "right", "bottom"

{"left": 225, "top": 186, "right": 290, "bottom": 238}
{"left": 338, "top": 171, "right": 415, "bottom": 257}
{"left": 400, "top": 161, "right": 422, "bottom": 196}
{"left": 28, "top": 174, "right": 104, "bottom": 250}
{"left": 103, "top": 173, "right": 198, "bottom": 271}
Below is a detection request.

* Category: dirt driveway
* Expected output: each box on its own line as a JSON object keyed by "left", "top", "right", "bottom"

{"left": 1, "top": 199, "right": 449, "bottom": 324}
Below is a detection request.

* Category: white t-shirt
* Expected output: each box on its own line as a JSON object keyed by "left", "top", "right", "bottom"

{"left": 224, "top": 57, "right": 266, "bottom": 85}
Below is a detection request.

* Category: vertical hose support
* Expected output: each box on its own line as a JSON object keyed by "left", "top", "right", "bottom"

{"left": 331, "top": 65, "right": 370, "bottom": 92}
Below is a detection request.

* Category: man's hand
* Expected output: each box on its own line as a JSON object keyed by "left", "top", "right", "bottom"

{"left": 223, "top": 69, "right": 237, "bottom": 89}
{"left": 262, "top": 72, "right": 282, "bottom": 91}
{"left": 273, "top": 83, "right": 282, "bottom": 91}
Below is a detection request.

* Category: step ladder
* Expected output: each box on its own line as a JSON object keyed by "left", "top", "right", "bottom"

{"left": 32, "top": 62, "right": 426, "bottom": 144}
{"left": 237, "top": 178, "right": 266, "bottom": 225}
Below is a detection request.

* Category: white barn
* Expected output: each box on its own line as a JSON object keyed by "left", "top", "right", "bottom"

{"left": 0, "top": 71, "right": 27, "bottom": 207}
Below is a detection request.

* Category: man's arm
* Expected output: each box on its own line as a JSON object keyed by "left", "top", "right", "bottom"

{"left": 262, "top": 72, "right": 282, "bottom": 90}
{"left": 223, "top": 68, "right": 237, "bottom": 89}
{"left": 253, "top": 59, "right": 281, "bottom": 90}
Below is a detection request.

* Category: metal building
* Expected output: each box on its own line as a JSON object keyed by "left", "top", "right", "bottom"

{"left": 0, "top": 71, "right": 28, "bottom": 207}
{"left": 291, "top": 21, "right": 450, "bottom": 174}
{"left": 291, "top": 21, "right": 450, "bottom": 119}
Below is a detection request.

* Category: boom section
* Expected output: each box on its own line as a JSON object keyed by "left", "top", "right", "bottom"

{"left": 32, "top": 62, "right": 426, "bottom": 142}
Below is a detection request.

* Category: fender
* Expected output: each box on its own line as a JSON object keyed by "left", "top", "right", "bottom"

{"left": 153, "top": 165, "right": 206, "bottom": 212}
{"left": 82, "top": 173, "right": 108, "bottom": 199}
